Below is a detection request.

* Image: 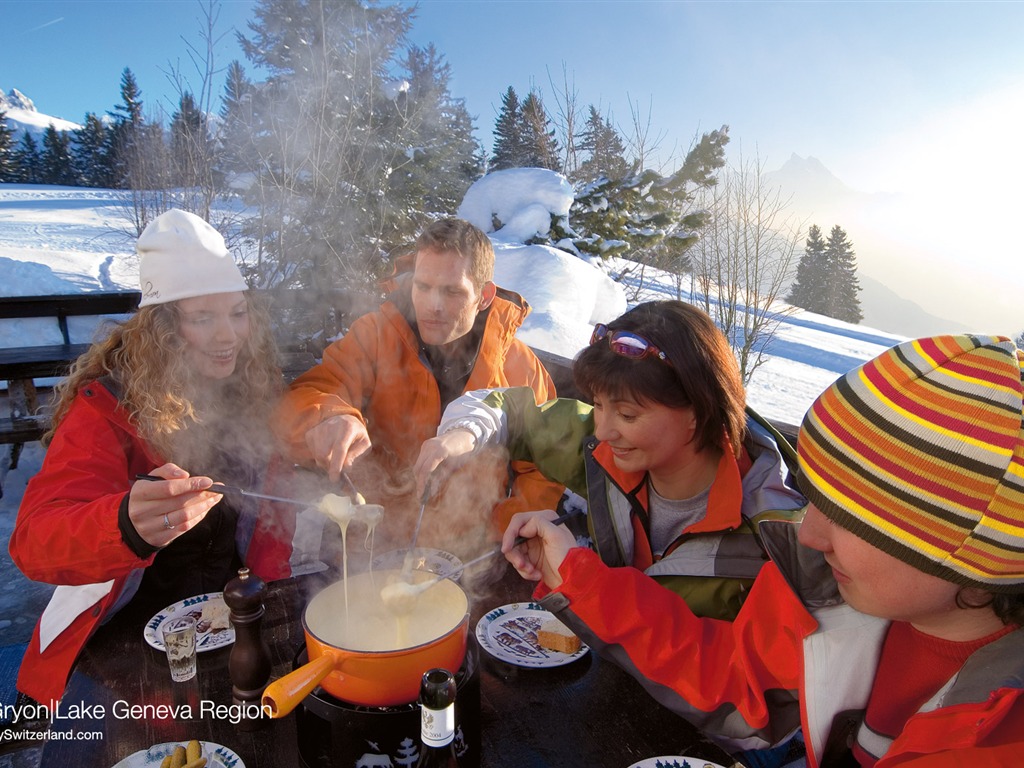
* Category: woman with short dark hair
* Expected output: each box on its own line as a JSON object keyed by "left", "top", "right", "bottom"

{"left": 416, "top": 299, "right": 805, "bottom": 621}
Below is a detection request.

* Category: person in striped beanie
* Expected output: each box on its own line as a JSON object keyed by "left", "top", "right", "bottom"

{"left": 798, "top": 334, "right": 1024, "bottom": 596}
{"left": 499, "top": 333, "right": 1023, "bottom": 767}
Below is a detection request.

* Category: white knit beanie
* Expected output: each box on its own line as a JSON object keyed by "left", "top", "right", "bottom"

{"left": 137, "top": 209, "right": 247, "bottom": 307}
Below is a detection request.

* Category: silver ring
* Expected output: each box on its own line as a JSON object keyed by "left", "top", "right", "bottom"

{"left": 163, "top": 513, "right": 174, "bottom": 530}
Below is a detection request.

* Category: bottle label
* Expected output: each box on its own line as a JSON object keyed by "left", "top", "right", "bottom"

{"left": 420, "top": 702, "right": 455, "bottom": 747}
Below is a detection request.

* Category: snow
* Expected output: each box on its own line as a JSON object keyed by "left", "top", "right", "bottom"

{"left": 382, "top": 79, "right": 410, "bottom": 100}
{"left": 0, "top": 178, "right": 907, "bottom": 532}
{"left": 493, "top": 241, "right": 627, "bottom": 355}
{"left": 457, "top": 167, "right": 573, "bottom": 243}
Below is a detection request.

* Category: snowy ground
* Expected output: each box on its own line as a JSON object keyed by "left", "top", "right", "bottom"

{"left": 0, "top": 181, "right": 905, "bottom": 645}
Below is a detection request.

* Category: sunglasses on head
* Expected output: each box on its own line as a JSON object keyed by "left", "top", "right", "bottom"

{"left": 590, "top": 324, "right": 669, "bottom": 363}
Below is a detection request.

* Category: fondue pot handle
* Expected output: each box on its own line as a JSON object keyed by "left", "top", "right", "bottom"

{"left": 261, "top": 654, "right": 337, "bottom": 718}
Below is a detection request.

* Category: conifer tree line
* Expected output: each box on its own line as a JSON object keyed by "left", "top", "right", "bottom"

{"left": 787, "top": 224, "right": 863, "bottom": 324}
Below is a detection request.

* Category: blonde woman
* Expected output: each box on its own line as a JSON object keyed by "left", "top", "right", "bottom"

{"left": 9, "top": 209, "right": 289, "bottom": 704}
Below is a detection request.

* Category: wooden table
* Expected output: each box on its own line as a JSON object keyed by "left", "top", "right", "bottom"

{"left": 42, "top": 564, "right": 740, "bottom": 767}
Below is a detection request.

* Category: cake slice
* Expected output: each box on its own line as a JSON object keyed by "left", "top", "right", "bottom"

{"left": 536, "top": 618, "right": 581, "bottom": 654}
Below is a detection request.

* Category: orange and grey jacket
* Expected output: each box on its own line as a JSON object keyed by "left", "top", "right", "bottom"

{"left": 275, "top": 281, "right": 565, "bottom": 527}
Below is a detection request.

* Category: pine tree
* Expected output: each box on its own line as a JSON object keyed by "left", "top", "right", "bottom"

{"left": 520, "top": 91, "right": 560, "bottom": 171}
{"left": 0, "top": 109, "right": 16, "bottom": 181}
{"left": 106, "top": 67, "right": 145, "bottom": 187}
{"left": 575, "top": 105, "right": 628, "bottom": 183}
{"left": 171, "top": 92, "right": 212, "bottom": 188}
{"left": 13, "top": 132, "right": 43, "bottom": 183}
{"left": 824, "top": 225, "right": 862, "bottom": 324}
{"left": 788, "top": 224, "right": 828, "bottom": 313}
{"left": 72, "top": 113, "right": 111, "bottom": 187}
{"left": 570, "top": 125, "right": 729, "bottom": 262}
{"left": 490, "top": 86, "right": 526, "bottom": 171}
{"left": 111, "top": 67, "right": 144, "bottom": 126}
{"left": 236, "top": 0, "right": 419, "bottom": 289}
{"left": 41, "top": 124, "right": 75, "bottom": 185}
{"left": 387, "top": 44, "right": 482, "bottom": 224}
{"left": 217, "top": 60, "right": 255, "bottom": 177}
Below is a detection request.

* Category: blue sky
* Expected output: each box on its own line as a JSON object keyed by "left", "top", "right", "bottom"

{"left": 4, "top": 0, "right": 1021, "bottom": 186}
{"left": 3, "top": 0, "right": 1023, "bottom": 331}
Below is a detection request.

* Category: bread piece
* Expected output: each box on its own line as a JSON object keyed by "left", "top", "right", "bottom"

{"left": 201, "top": 599, "right": 230, "bottom": 631}
{"left": 536, "top": 618, "right": 581, "bottom": 654}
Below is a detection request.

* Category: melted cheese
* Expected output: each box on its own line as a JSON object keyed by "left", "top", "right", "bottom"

{"left": 305, "top": 569, "right": 467, "bottom": 652}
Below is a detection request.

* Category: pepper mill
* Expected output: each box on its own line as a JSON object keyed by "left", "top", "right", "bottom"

{"left": 223, "top": 567, "right": 272, "bottom": 729}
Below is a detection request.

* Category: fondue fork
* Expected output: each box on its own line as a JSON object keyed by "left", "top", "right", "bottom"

{"left": 135, "top": 474, "right": 313, "bottom": 507}
{"left": 339, "top": 471, "right": 366, "bottom": 505}
{"left": 401, "top": 472, "right": 436, "bottom": 580}
{"left": 408, "top": 508, "right": 584, "bottom": 594}
{"left": 459, "top": 507, "right": 585, "bottom": 573}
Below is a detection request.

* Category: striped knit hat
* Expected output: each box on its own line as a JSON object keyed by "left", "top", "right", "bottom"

{"left": 798, "top": 335, "right": 1024, "bottom": 593}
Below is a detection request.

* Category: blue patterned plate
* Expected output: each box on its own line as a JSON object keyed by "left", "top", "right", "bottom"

{"left": 475, "top": 602, "right": 589, "bottom": 668}
{"left": 112, "top": 741, "right": 243, "bottom": 767}
{"left": 143, "top": 592, "right": 234, "bottom": 652}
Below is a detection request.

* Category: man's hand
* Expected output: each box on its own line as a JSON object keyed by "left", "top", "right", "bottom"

{"left": 305, "top": 414, "right": 372, "bottom": 482}
{"left": 413, "top": 428, "right": 477, "bottom": 497}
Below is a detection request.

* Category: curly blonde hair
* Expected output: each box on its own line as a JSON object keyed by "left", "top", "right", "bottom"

{"left": 45, "top": 293, "right": 283, "bottom": 465}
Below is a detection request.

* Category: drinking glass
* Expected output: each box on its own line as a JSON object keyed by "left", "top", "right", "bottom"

{"left": 161, "top": 615, "right": 198, "bottom": 682}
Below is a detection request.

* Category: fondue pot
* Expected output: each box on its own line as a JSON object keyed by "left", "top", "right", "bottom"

{"left": 262, "top": 569, "right": 469, "bottom": 716}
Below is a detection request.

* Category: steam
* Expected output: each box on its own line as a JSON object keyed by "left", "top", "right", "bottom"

{"left": 287, "top": 442, "right": 515, "bottom": 608}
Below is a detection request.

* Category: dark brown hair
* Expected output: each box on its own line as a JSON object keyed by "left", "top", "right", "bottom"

{"left": 573, "top": 300, "right": 746, "bottom": 456}
{"left": 415, "top": 218, "right": 494, "bottom": 290}
{"left": 957, "top": 589, "right": 1024, "bottom": 626}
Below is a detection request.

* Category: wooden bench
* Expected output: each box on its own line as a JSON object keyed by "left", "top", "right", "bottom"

{"left": 1, "top": 292, "right": 143, "bottom": 479}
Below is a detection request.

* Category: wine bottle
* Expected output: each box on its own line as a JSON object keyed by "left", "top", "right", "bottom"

{"left": 415, "top": 668, "right": 459, "bottom": 767}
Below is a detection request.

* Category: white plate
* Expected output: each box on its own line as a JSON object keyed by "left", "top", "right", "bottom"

{"left": 144, "top": 592, "right": 234, "bottom": 652}
{"left": 112, "top": 741, "right": 244, "bottom": 768}
{"left": 475, "top": 602, "right": 589, "bottom": 668}
{"left": 372, "top": 548, "right": 464, "bottom": 580}
{"left": 627, "top": 758, "right": 727, "bottom": 768}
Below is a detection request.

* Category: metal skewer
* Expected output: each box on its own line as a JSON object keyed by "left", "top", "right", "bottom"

{"left": 409, "top": 508, "right": 584, "bottom": 593}
{"left": 135, "top": 474, "right": 313, "bottom": 507}
{"left": 339, "top": 471, "right": 366, "bottom": 505}
{"left": 401, "top": 473, "right": 436, "bottom": 581}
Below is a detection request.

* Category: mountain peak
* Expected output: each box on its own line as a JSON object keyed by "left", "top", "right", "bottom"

{"left": 2, "top": 88, "right": 36, "bottom": 112}
{"left": 1, "top": 88, "right": 81, "bottom": 137}
{"left": 781, "top": 154, "right": 836, "bottom": 178}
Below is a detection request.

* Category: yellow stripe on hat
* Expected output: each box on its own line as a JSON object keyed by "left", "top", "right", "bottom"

{"left": 855, "top": 366, "right": 1015, "bottom": 459}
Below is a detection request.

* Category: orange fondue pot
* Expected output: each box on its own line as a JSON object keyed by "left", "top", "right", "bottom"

{"left": 262, "top": 569, "right": 469, "bottom": 716}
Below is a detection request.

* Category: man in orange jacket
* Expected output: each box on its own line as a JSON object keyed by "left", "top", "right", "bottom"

{"left": 275, "top": 218, "right": 564, "bottom": 545}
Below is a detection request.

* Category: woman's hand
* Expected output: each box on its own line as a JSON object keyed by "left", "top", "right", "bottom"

{"left": 129, "top": 463, "right": 223, "bottom": 547}
{"left": 413, "top": 429, "right": 477, "bottom": 497}
{"left": 501, "top": 510, "right": 577, "bottom": 590}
